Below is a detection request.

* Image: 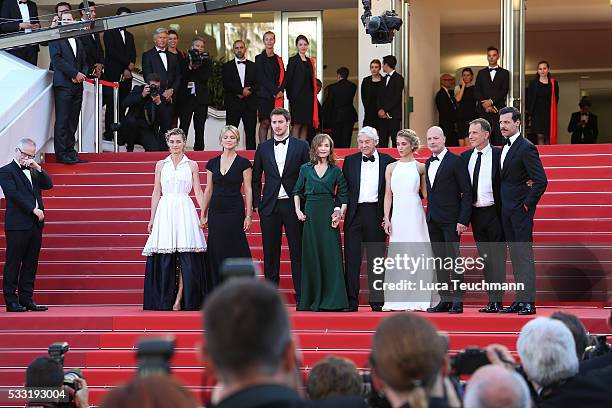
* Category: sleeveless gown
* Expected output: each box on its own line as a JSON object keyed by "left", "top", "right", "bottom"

{"left": 383, "top": 161, "right": 439, "bottom": 311}
{"left": 142, "top": 155, "right": 211, "bottom": 310}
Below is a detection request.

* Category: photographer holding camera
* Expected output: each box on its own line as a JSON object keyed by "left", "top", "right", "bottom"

{"left": 178, "top": 36, "right": 212, "bottom": 151}
{"left": 121, "top": 73, "right": 171, "bottom": 152}
{"left": 25, "top": 355, "right": 89, "bottom": 408}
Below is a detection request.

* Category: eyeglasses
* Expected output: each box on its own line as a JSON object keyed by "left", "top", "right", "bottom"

{"left": 18, "top": 148, "right": 35, "bottom": 159}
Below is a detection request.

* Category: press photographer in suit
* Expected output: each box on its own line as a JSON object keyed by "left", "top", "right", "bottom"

{"left": 0, "top": 139, "right": 53, "bottom": 312}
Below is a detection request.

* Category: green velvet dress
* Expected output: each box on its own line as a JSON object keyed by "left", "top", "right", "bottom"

{"left": 293, "top": 162, "right": 349, "bottom": 311}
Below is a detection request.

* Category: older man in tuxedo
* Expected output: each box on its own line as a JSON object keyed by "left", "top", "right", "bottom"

{"left": 337, "top": 126, "right": 395, "bottom": 311}
{"left": 498, "top": 107, "right": 547, "bottom": 315}
{"left": 0, "top": 139, "right": 53, "bottom": 312}
{"left": 0, "top": 0, "right": 41, "bottom": 65}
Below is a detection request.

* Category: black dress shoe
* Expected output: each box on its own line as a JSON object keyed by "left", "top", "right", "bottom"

{"left": 371, "top": 305, "right": 383, "bottom": 312}
{"left": 479, "top": 302, "right": 503, "bottom": 313}
{"left": 427, "top": 301, "right": 452, "bottom": 313}
{"left": 517, "top": 303, "right": 536, "bottom": 315}
{"left": 6, "top": 302, "right": 26, "bottom": 312}
{"left": 499, "top": 302, "right": 523, "bottom": 313}
{"left": 448, "top": 302, "right": 463, "bottom": 314}
{"left": 342, "top": 306, "right": 358, "bottom": 312}
{"left": 74, "top": 157, "right": 89, "bottom": 164}
{"left": 21, "top": 302, "right": 48, "bottom": 311}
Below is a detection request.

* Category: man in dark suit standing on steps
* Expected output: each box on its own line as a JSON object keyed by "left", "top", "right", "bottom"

{"left": 142, "top": 27, "right": 181, "bottom": 149}
{"left": 474, "top": 46, "right": 509, "bottom": 146}
{"left": 223, "top": 40, "right": 257, "bottom": 150}
{"left": 0, "top": 0, "right": 40, "bottom": 65}
{"left": 460, "top": 118, "right": 507, "bottom": 313}
{"left": 435, "top": 74, "right": 458, "bottom": 147}
{"left": 325, "top": 67, "right": 358, "bottom": 148}
{"left": 78, "top": 1, "right": 104, "bottom": 78}
{"left": 425, "top": 126, "right": 472, "bottom": 314}
{"left": 252, "top": 108, "right": 309, "bottom": 306}
{"left": 497, "top": 107, "right": 547, "bottom": 316}
{"left": 377, "top": 55, "right": 404, "bottom": 148}
{"left": 337, "top": 126, "right": 395, "bottom": 311}
{"left": 0, "top": 139, "right": 53, "bottom": 312}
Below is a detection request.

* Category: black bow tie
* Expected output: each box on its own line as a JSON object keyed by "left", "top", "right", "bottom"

{"left": 20, "top": 165, "right": 29, "bottom": 170}
{"left": 19, "top": 0, "right": 28, "bottom": 4}
{"left": 488, "top": 67, "right": 498, "bottom": 72}
{"left": 157, "top": 49, "right": 166, "bottom": 54}
{"left": 237, "top": 60, "right": 246, "bottom": 64}
{"left": 505, "top": 138, "right": 512, "bottom": 146}
{"left": 274, "top": 138, "right": 288, "bottom": 146}
{"left": 430, "top": 156, "right": 439, "bottom": 162}
{"left": 362, "top": 155, "right": 375, "bottom": 163}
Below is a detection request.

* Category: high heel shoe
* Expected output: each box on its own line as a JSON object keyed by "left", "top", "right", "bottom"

{"left": 172, "top": 303, "right": 181, "bottom": 311}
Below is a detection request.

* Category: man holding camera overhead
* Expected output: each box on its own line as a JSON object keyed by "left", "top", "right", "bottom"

{"left": 178, "top": 36, "right": 212, "bottom": 151}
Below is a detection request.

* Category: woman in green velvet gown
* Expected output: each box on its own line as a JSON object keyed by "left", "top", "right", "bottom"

{"left": 293, "top": 134, "right": 349, "bottom": 311}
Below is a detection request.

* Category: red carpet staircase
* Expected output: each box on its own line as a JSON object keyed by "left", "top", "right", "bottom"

{"left": 0, "top": 144, "right": 611, "bottom": 405}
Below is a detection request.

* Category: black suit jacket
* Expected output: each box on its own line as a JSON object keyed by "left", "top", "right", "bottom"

{"left": 435, "top": 87, "right": 457, "bottom": 128}
{"left": 102, "top": 28, "right": 136, "bottom": 82}
{"left": 0, "top": 0, "right": 39, "bottom": 55}
{"left": 183, "top": 58, "right": 212, "bottom": 104}
{"left": 474, "top": 67, "right": 510, "bottom": 113}
{"left": 568, "top": 111, "right": 598, "bottom": 144}
{"left": 377, "top": 71, "right": 404, "bottom": 120}
{"left": 284, "top": 54, "right": 314, "bottom": 103}
{"left": 537, "top": 368, "right": 612, "bottom": 408}
{"left": 341, "top": 151, "right": 395, "bottom": 229}
{"left": 0, "top": 160, "right": 52, "bottom": 231}
{"left": 527, "top": 78, "right": 559, "bottom": 119}
{"left": 79, "top": 30, "right": 104, "bottom": 73}
{"left": 325, "top": 79, "right": 358, "bottom": 124}
{"left": 122, "top": 84, "right": 161, "bottom": 128}
{"left": 141, "top": 47, "right": 181, "bottom": 93}
{"left": 49, "top": 38, "right": 88, "bottom": 89}
{"left": 252, "top": 137, "right": 310, "bottom": 216}
{"left": 222, "top": 58, "right": 257, "bottom": 111}
{"left": 254, "top": 51, "right": 284, "bottom": 99}
{"left": 461, "top": 147, "right": 502, "bottom": 216}
{"left": 425, "top": 151, "right": 472, "bottom": 226}
{"left": 499, "top": 135, "right": 547, "bottom": 213}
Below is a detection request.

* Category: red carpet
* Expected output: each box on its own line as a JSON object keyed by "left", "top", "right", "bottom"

{"left": 0, "top": 145, "right": 611, "bottom": 405}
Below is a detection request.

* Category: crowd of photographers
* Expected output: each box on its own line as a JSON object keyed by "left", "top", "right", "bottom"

{"left": 24, "top": 278, "right": 612, "bottom": 408}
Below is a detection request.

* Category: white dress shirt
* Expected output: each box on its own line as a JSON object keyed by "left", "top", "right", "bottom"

{"left": 385, "top": 70, "right": 395, "bottom": 86}
{"left": 489, "top": 65, "right": 499, "bottom": 81}
{"left": 236, "top": 58, "right": 246, "bottom": 88}
{"left": 274, "top": 136, "right": 290, "bottom": 199}
{"left": 427, "top": 148, "right": 447, "bottom": 186}
{"left": 156, "top": 47, "right": 168, "bottom": 71}
{"left": 17, "top": 1, "right": 32, "bottom": 33}
{"left": 119, "top": 29, "right": 126, "bottom": 44}
{"left": 358, "top": 150, "right": 379, "bottom": 203}
{"left": 14, "top": 159, "right": 38, "bottom": 208}
{"left": 68, "top": 38, "right": 77, "bottom": 57}
{"left": 468, "top": 144, "right": 494, "bottom": 207}
{"left": 501, "top": 132, "right": 520, "bottom": 169}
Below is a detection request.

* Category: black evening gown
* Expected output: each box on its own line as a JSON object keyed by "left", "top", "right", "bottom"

{"left": 456, "top": 85, "right": 477, "bottom": 137}
{"left": 206, "top": 155, "right": 253, "bottom": 281}
{"left": 361, "top": 76, "right": 383, "bottom": 129}
{"left": 530, "top": 81, "right": 552, "bottom": 134}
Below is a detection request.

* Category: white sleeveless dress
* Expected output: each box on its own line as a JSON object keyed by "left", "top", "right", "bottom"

{"left": 382, "top": 160, "right": 438, "bottom": 311}
{"left": 142, "top": 155, "right": 207, "bottom": 256}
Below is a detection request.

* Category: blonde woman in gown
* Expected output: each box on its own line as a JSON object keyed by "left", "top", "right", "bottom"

{"left": 382, "top": 129, "right": 438, "bottom": 311}
{"left": 142, "top": 129, "right": 211, "bottom": 311}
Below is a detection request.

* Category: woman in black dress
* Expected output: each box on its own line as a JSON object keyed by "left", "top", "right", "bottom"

{"left": 285, "top": 34, "right": 318, "bottom": 141}
{"left": 255, "top": 31, "right": 285, "bottom": 144}
{"left": 202, "top": 125, "right": 253, "bottom": 282}
{"left": 360, "top": 59, "right": 383, "bottom": 130}
{"left": 527, "top": 60, "right": 560, "bottom": 145}
{"left": 454, "top": 67, "right": 477, "bottom": 147}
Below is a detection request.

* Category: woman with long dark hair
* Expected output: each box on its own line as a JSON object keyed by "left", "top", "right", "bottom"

{"left": 293, "top": 134, "right": 348, "bottom": 311}
{"left": 527, "top": 61, "right": 560, "bottom": 145}
{"left": 361, "top": 59, "right": 383, "bottom": 130}
{"left": 454, "top": 67, "right": 477, "bottom": 147}
{"left": 285, "top": 35, "right": 319, "bottom": 141}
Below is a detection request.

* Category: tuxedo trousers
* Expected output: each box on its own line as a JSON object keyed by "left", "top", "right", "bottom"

{"left": 427, "top": 221, "right": 462, "bottom": 302}
{"left": 502, "top": 207, "right": 536, "bottom": 303}
{"left": 343, "top": 203, "right": 387, "bottom": 309}
{"left": 378, "top": 117, "right": 401, "bottom": 148}
{"left": 179, "top": 96, "right": 208, "bottom": 151}
{"left": 53, "top": 86, "right": 83, "bottom": 161}
{"left": 332, "top": 122, "right": 354, "bottom": 148}
{"left": 226, "top": 105, "right": 257, "bottom": 150}
{"left": 260, "top": 199, "right": 303, "bottom": 304}
{"left": 481, "top": 111, "right": 503, "bottom": 146}
{"left": 3, "top": 225, "right": 43, "bottom": 305}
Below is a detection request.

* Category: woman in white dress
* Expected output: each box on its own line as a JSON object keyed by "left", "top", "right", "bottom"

{"left": 142, "top": 128, "right": 211, "bottom": 311}
{"left": 382, "top": 129, "right": 438, "bottom": 311}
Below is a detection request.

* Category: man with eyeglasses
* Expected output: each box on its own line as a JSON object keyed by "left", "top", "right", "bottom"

{"left": 0, "top": 139, "right": 53, "bottom": 312}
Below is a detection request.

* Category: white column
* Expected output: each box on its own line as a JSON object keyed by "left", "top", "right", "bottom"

{"left": 500, "top": 0, "right": 526, "bottom": 114}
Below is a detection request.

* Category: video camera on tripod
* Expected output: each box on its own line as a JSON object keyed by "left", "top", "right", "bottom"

{"left": 360, "top": 0, "right": 403, "bottom": 44}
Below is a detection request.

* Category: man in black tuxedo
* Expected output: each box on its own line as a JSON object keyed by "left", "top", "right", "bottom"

{"left": 337, "top": 126, "right": 395, "bottom": 311}
{"left": 0, "top": 139, "right": 52, "bottom": 312}
{"left": 0, "top": 0, "right": 40, "bottom": 65}
{"left": 498, "top": 107, "right": 547, "bottom": 315}
{"left": 178, "top": 36, "right": 211, "bottom": 151}
{"left": 49, "top": 12, "right": 88, "bottom": 164}
{"left": 102, "top": 7, "right": 136, "bottom": 142}
{"left": 474, "top": 46, "right": 509, "bottom": 146}
{"left": 121, "top": 73, "right": 169, "bottom": 152}
{"left": 142, "top": 27, "right": 181, "bottom": 149}
{"left": 252, "top": 108, "right": 309, "bottom": 305}
{"left": 568, "top": 98, "right": 598, "bottom": 144}
{"left": 460, "top": 118, "right": 507, "bottom": 313}
{"left": 223, "top": 40, "right": 257, "bottom": 150}
{"left": 377, "top": 55, "right": 404, "bottom": 148}
{"left": 325, "top": 67, "right": 358, "bottom": 148}
{"left": 435, "top": 74, "right": 458, "bottom": 147}
{"left": 78, "top": 1, "right": 103, "bottom": 78}
{"left": 425, "top": 126, "right": 472, "bottom": 314}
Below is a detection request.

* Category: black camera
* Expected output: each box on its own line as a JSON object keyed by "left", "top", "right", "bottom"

{"left": 188, "top": 48, "right": 209, "bottom": 69}
{"left": 451, "top": 347, "right": 503, "bottom": 376}
{"left": 47, "top": 342, "right": 84, "bottom": 407}
{"left": 360, "top": 1, "right": 403, "bottom": 44}
{"left": 149, "top": 83, "right": 160, "bottom": 98}
{"left": 583, "top": 335, "right": 612, "bottom": 360}
{"left": 136, "top": 336, "right": 176, "bottom": 377}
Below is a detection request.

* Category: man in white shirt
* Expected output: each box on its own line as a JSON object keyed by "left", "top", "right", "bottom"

{"left": 460, "top": 118, "right": 507, "bottom": 313}
{"left": 0, "top": 0, "right": 41, "bottom": 65}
